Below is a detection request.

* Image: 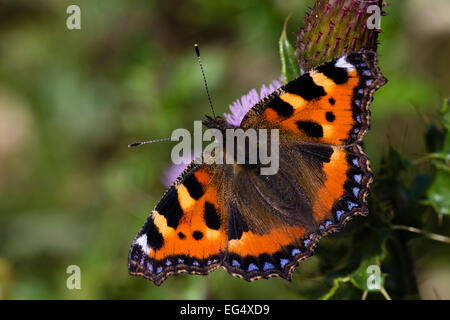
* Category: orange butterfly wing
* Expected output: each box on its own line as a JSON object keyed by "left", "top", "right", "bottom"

{"left": 241, "top": 50, "right": 386, "bottom": 145}
{"left": 222, "top": 50, "right": 386, "bottom": 281}
{"left": 128, "top": 164, "right": 227, "bottom": 285}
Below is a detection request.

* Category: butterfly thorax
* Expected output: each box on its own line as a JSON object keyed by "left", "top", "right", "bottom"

{"left": 202, "top": 115, "right": 236, "bottom": 131}
{"left": 202, "top": 115, "right": 274, "bottom": 170}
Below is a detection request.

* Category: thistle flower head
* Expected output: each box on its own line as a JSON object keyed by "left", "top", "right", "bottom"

{"left": 296, "top": 0, "right": 386, "bottom": 71}
{"left": 224, "top": 77, "right": 283, "bottom": 127}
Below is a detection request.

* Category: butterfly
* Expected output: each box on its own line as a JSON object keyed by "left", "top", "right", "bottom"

{"left": 128, "top": 50, "right": 387, "bottom": 285}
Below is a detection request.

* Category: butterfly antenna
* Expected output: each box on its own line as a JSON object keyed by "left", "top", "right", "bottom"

{"left": 128, "top": 137, "right": 171, "bottom": 148}
{"left": 194, "top": 43, "right": 216, "bottom": 119}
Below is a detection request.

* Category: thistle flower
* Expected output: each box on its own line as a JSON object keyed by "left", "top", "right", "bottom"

{"left": 224, "top": 77, "right": 283, "bottom": 127}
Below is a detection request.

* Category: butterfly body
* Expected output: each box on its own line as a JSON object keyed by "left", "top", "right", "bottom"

{"left": 128, "top": 50, "right": 387, "bottom": 285}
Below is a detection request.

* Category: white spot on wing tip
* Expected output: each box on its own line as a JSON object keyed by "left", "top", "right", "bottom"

{"left": 135, "top": 234, "right": 151, "bottom": 254}
{"left": 335, "top": 56, "right": 355, "bottom": 72}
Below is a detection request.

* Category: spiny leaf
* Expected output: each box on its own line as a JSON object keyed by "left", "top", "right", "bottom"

{"left": 321, "top": 275, "right": 355, "bottom": 300}
{"left": 425, "top": 167, "right": 450, "bottom": 215}
{"left": 351, "top": 256, "right": 386, "bottom": 292}
{"left": 425, "top": 98, "right": 450, "bottom": 215}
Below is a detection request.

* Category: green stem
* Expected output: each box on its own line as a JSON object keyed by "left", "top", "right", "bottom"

{"left": 393, "top": 225, "right": 450, "bottom": 244}
{"left": 380, "top": 288, "right": 392, "bottom": 300}
{"left": 321, "top": 276, "right": 352, "bottom": 300}
{"left": 361, "top": 290, "right": 368, "bottom": 300}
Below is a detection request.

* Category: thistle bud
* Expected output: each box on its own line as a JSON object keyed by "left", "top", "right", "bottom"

{"left": 296, "top": 0, "right": 386, "bottom": 72}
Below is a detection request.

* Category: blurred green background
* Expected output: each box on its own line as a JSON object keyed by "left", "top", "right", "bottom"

{"left": 0, "top": 0, "right": 449, "bottom": 299}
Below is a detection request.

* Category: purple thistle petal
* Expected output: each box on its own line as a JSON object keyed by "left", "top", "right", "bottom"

{"left": 224, "top": 77, "right": 283, "bottom": 127}
{"left": 162, "top": 153, "right": 195, "bottom": 187}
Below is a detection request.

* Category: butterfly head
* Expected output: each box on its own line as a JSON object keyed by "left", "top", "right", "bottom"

{"left": 202, "top": 115, "right": 236, "bottom": 132}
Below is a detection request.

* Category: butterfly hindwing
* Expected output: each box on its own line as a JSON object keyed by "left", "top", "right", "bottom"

{"left": 218, "top": 139, "right": 373, "bottom": 282}
{"left": 295, "top": 142, "right": 373, "bottom": 229}
{"left": 218, "top": 156, "right": 318, "bottom": 281}
{"left": 224, "top": 222, "right": 316, "bottom": 281}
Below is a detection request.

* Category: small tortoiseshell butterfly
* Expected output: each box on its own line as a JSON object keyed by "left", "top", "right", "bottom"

{"left": 128, "top": 50, "right": 387, "bottom": 285}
